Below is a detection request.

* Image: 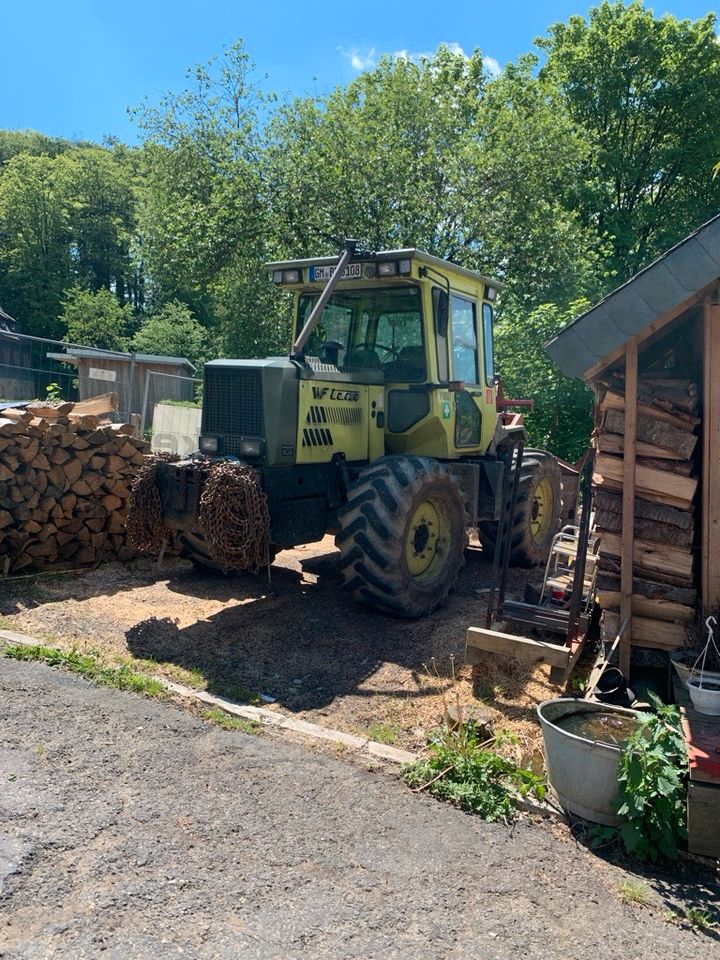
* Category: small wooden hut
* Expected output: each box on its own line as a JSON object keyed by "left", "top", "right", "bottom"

{"left": 47, "top": 348, "right": 196, "bottom": 419}
{"left": 547, "top": 214, "right": 720, "bottom": 857}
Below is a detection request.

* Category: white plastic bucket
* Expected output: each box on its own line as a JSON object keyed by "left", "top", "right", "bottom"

{"left": 687, "top": 677, "right": 720, "bottom": 716}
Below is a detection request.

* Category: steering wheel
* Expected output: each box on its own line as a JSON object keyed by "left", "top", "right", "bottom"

{"left": 351, "top": 341, "right": 400, "bottom": 363}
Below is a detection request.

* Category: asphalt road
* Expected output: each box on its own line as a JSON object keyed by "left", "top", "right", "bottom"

{"left": 1, "top": 657, "right": 718, "bottom": 960}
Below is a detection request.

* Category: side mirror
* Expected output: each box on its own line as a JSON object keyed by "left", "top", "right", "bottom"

{"left": 434, "top": 289, "right": 449, "bottom": 337}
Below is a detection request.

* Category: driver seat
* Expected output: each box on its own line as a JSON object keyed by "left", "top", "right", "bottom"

{"left": 344, "top": 346, "right": 382, "bottom": 370}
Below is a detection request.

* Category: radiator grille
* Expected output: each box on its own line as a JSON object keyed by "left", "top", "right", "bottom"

{"left": 202, "top": 367, "right": 264, "bottom": 437}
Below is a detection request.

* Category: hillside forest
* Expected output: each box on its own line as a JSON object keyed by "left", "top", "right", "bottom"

{"left": 1, "top": 1, "right": 719, "bottom": 459}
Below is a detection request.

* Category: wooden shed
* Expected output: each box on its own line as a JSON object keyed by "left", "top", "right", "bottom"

{"left": 47, "top": 349, "right": 196, "bottom": 420}
{"left": 547, "top": 214, "right": 720, "bottom": 857}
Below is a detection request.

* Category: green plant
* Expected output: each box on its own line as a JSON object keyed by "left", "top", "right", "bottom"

{"left": 615, "top": 694, "right": 688, "bottom": 862}
{"left": 617, "top": 878, "right": 653, "bottom": 906}
{"left": 201, "top": 708, "right": 260, "bottom": 734}
{"left": 684, "top": 906, "right": 717, "bottom": 931}
{"left": 403, "top": 720, "right": 545, "bottom": 822}
{"left": 45, "top": 382, "right": 63, "bottom": 401}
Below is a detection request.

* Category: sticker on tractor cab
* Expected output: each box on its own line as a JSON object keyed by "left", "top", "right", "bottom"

{"left": 441, "top": 400, "right": 452, "bottom": 420}
{"left": 485, "top": 387, "right": 494, "bottom": 405}
{"left": 309, "top": 263, "right": 362, "bottom": 282}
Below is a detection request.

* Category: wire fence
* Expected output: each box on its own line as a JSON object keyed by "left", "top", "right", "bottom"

{"left": 0, "top": 331, "right": 201, "bottom": 435}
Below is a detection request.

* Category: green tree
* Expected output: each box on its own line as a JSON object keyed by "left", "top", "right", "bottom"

{"left": 495, "top": 300, "right": 594, "bottom": 460}
{"left": 538, "top": 1, "right": 720, "bottom": 279}
{"left": 466, "top": 56, "right": 609, "bottom": 310}
{"left": 133, "top": 40, "right": 277, "bottom": 356}
{"left": 0, "top": 153, "right": 72, "bottom": 337}
{"left": 63, "top": 145, "right": 141, "bottom": 304}
{"left": 267, "top": 46, "right": 487, "bottom": 258}
{"left": 60, "top": 286, "right": 130, "bottom": 350}
{"left": 131, "top": 300, "right": 209, "bottom": 367}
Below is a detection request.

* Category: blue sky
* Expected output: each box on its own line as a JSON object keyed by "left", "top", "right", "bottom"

{"left": 3, "top": 1, "right": 716, "bottom": 143}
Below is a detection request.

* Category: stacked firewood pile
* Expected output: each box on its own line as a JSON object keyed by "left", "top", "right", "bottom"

{"left": 593, "top": 374, "right": 699, "bottom": 649}
{"left": 0, "top": 394, "right": 149, "bottom": 573}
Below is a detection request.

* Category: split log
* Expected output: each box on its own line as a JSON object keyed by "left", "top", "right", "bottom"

{"left": 600, "top": 408, "right": 698, "bottom": 458}
{"left": 601, "top": 391, "right": 699, "bottom": 432}
{"left": 72, "top": 392, "right": 118, "bottom": 416}
{"left": 596, "top": 590, "right": 694, "bottom": 624}
{"left": 603, "top": 612, "right": 689, "bottom": 650}
{"left": 593, "top": 508, "right": 693, "bottom": 548}
{"left": 597, "top": 529, "right": 694, "bottom": 580}
{"left": 593, "top": 489, "right": 693, "bottom": 530}
{"left": 594, "top": 454, "right": 697, "bottom": 511}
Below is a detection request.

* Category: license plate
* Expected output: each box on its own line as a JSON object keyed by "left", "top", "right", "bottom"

{"left": 309, "top": 263, "right": 362, "bottom": 282}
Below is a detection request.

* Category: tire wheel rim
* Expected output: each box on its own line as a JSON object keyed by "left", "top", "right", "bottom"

{"left": 405, "top": 497, "right": 449, "bottom": 582}
{"left": 530, "top": 477, "right": 555, "bottom": 542}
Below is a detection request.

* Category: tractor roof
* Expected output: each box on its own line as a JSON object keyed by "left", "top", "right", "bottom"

{"left": 265, "top": 248, "right": 502, "bottom": 290}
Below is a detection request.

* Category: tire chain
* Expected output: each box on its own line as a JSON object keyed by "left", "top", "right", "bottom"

{"left": 126, "top": 453, "right": 181, "bottom": 555}
{"left": 198, "top": 461, "right": 270, "bottom": 573}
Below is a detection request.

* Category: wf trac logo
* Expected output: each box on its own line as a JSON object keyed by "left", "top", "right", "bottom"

{"left": 311, "top": 386, "right": 361, "bottom": 402}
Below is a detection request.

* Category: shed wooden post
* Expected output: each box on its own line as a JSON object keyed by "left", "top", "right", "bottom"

{"left": 620, "top": 336, "right": 638, "bottom": 676}
{"left": 702, "top": 293, "right": 720, "bottom": 613}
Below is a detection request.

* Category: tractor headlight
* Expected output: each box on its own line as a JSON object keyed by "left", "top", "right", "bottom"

{"left": 239, "top": 439, "right": 263, "bottom": 458}
{"left": 377, "top": 260, "right": 398, "bottom": 277}
{"left": 199, "top": 435, "right": 218, "bottom": 454}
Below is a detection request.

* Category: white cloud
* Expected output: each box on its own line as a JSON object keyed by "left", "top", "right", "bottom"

{"left": 445, "top": 42, "right": 468, "bottom": 58}
{"left": 338, "top": 45, "right": 376, "bottom": 70}
{"left": 338, "top": 41, "right": 501, "bottom": 77}
{"left": 483, "top": 55, "right": 501, "bottom": 77}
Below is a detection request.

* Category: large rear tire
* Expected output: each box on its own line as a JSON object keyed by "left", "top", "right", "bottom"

{"left": 336, "top": 456, "right": 468, "bottom": 618}
{"left": 479, "top": 451, "right": 562, "bottom": 568}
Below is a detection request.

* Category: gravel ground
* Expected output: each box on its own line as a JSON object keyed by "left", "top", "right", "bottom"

{"left": 0, "top": 540, "right": 564, "bottom": 755}
{"left": 1, "top": 657, "right": 719, "bottom": 960}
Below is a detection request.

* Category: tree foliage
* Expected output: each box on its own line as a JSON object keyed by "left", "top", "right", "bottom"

{"left": 61, "top": 287, "right": 130, "bottom": 351}
{"left": 538, "top": 0, "right": 720, "bottom": 279}
{"left": 131, "top": 301, "right": 209, "bottom": 367}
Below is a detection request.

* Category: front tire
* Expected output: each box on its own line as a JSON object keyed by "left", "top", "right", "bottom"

{"left": 336, "top": 456, "right": 468, "bottom": 618}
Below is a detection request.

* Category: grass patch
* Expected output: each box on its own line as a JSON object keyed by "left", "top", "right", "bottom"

{"left": 665, "top": 906, "right": 718, "bottom": 932}
{"left": 201, "top": 708, "right": 261, "bottom": 734}
{"left": 366, "top": 721, "right": 401, "bottom": 745}
{"left": 3, "top": 643, "right": 166, "bottom": 698}
{"left": 617, "top": 878, "right": 653, "bottom": 906}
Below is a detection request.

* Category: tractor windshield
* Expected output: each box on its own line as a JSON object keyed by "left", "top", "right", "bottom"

{"left": 297, "top": 285, "right": 425, "bottom": 381}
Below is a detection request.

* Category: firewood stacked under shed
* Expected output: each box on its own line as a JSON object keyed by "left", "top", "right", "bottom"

{"left": 0, "top": 395, "right": 149, "bottom": 573}
{"left": 593, "top": 374, "right": 699, "bottom": 650}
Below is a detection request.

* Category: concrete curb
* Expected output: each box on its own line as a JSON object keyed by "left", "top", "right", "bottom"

{"left": 0, "top": 629, "right": 417, "bottom": 766}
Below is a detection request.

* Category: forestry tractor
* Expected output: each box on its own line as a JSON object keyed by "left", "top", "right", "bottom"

{"left": 138, "top": 240, "right": 565, "bottom": 618}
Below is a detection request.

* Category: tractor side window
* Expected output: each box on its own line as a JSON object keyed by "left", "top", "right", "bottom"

{"left": 451, "top": 295, "right": 478, "bottom": 385}
{"left": 482, "top": 303, "right": 495, "bottom": 386}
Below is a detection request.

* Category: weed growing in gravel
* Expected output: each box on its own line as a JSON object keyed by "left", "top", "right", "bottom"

{"left": 617, "top": 878, "right": 653, "bottom": 906}
{"left": 403, "top": 721, "right": 545, "bottom": 822}
{"left": 665, "top": 906, "right": 718, "bottom": 932}
{"left": 366, "top": 721, "right": 401, "bottom": 745}
{"left": 201, "top": 708, "right": 261, "bottom": 734}
{"left": 3, "top": 644, "right": 166, "bottom": 698}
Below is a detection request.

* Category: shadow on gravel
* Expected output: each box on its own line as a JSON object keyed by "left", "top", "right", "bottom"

{"left": 567, "top": 818, "right": 720, "bottom": 932}
{"left": 124, "top": 548, "right": 486, "bottom": 712}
